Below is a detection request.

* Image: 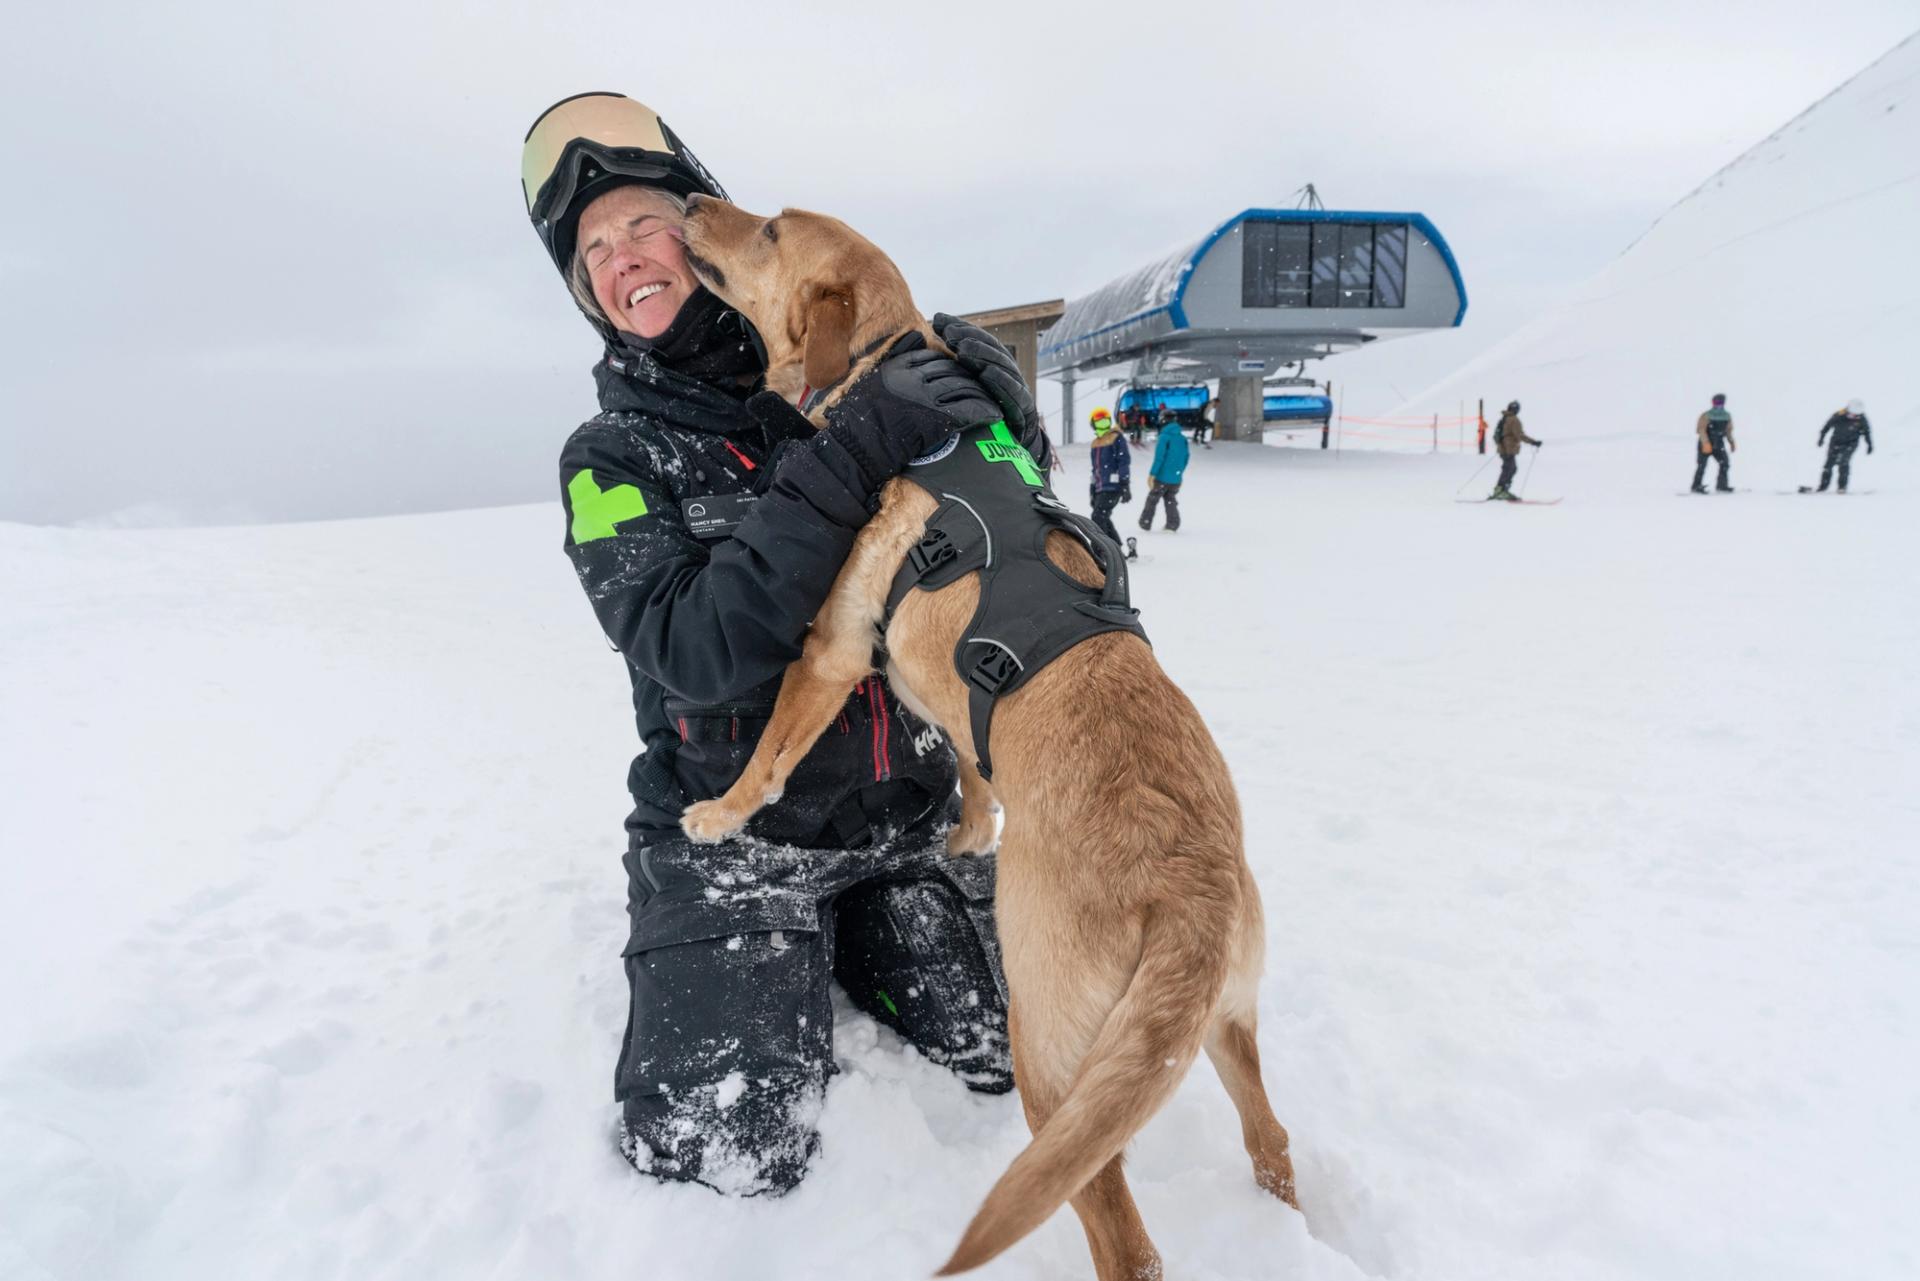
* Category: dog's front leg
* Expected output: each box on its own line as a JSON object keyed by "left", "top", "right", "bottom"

{"left": 679, "top": 613, "right": 875, "bottom": 845}
{"left": 681, "top": 480, "right": 936, "bottom": 845}
{"left": 946, "top": 754, "right": 999, "bottom": 856}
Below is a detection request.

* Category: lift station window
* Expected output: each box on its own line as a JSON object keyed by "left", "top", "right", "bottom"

{"left": 1243, "top": 219, "right": 1408, "bottom": 310}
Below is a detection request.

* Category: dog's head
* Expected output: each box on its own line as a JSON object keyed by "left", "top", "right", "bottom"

{"left": 680, "top": 196, "right": 923, "bottom": 403}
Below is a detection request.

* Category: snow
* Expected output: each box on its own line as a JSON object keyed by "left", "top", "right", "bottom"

{"left": 4, "top": 432, "right": 1916, "bottom": 1280}
{"left": 6, "top": 34, "right": 1920, "bottom": 1281}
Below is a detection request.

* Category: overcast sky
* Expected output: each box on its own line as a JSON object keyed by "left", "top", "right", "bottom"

{"left": 2, "top": 0, "right": 1913, "bottom": 524}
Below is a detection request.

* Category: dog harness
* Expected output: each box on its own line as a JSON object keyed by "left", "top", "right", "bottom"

{"left": 883, "top": 420, "right": 1148, "bottom": 781}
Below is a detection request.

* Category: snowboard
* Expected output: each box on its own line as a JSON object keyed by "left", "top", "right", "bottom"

{"left": 1789, "top": 486, "right": 1874, "bottom": 495}
{"left": 1677, "top": 488, "right": 1748, "bottom": 496}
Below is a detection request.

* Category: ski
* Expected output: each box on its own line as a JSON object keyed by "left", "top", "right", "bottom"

{"left": 1455, "top": 497, "right": 1562, "bottom": 506}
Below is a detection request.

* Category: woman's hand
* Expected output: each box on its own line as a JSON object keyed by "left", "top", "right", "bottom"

{"left": 820, "top": 333, "right": 999, "bottom": 489}
{"left": 931, "top": 312, "right": 1037, "bottom": 441}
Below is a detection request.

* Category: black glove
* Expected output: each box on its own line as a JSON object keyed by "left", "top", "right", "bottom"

{"left": 931, "top": 312, "right": 1036, "bottom": 439}
{"left": 1867, "top": 444, "right": 1874, "bottom": 454}
{"left": 1121, "top": 485, "right": 1133, "bottom": 503}
{"left": 821, "top": 332, "right": 999, "bottom": 490}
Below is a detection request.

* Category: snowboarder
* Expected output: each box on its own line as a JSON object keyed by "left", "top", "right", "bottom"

{"left": 523, "top": 92, "right": 1037, "bottom": 1197}
{"left": 1691, "top": 393, "right": 1736, "bottom": 492}
{"left": 1087, "top": 406, "right": 1132, "bottom": 542}
{"left": 1490, "top": 401, "right": 1540, "bottom": 500}
{"left": 1814, "top": 399, "right": 1874, "bottom": 492}
{"left": 1194, "top": 398, "right": 1214, "bottom": 448}
{"left": 1139, "top": 409, "right": 1189, "bottom": 532}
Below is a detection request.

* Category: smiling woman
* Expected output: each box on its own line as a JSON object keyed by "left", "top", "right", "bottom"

{"left": 519, "top": 91, "right": 1052, "bottom": 1203}
{"left": 566, "top": 187, "right": 697, "bottom": 340}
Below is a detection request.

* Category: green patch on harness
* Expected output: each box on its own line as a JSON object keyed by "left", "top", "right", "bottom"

{"left": 975, "top": 421, "right": 1043, "bottom": 487}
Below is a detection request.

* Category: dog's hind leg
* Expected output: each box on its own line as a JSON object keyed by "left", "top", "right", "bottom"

{"left": 991, "top": 927, "right": 1160, "bottom": 1281}
{"left": 1204, "top": 1015, "right": 1298, "bottom": 1207}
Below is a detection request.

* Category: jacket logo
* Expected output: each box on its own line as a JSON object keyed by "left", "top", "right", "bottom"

{"left": 975, "top": 421, "right": 1043, "bottom": 487}
{"left": 909, "top": 724, "right": 944, "bottom": 757}
{"left": 568, "top": 469, "right": 650, "bottom": 544}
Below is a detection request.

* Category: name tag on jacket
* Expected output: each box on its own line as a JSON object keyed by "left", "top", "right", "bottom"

{"left": 681, "top": 493, "right": 758, "bottom": 539}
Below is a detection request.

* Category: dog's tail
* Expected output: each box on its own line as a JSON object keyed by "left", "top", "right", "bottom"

{"left": 935, "top": 896, "right": 1232, "bottom": 1276}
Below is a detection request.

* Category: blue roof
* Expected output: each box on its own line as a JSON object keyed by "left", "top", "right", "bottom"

{"left": 1039, "top": 208, "right": 1468, "bottom": 369}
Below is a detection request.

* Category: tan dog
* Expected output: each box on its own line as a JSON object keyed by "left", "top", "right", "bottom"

{"left": 677, "top": 195, "right": 1297, "bottom": 1280}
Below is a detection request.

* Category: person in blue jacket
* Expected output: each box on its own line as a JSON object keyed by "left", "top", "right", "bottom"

{"left": 1138, "top": 408, "right": 1190, "bottom": 531}
{"left": 1087, "top": 406, "right": 1132, "bottom": 542}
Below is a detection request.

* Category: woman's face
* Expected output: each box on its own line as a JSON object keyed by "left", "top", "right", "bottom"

{"left": 577, "top": 185, "right": 699, "bottom": 339}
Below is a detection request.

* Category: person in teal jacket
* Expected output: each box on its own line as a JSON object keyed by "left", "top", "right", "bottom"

{"left": 1138, "top": 408, "right": 1190, "bottom": 531}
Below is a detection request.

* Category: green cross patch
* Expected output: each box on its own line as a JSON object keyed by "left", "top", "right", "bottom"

{"left": 974, "top": 420, "right": 1043, "bottom": 487}
{"left": 568, "top": 468, "right": 649, "bottom": 543}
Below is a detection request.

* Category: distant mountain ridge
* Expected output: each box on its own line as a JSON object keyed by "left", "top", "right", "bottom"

{"left": 1396, "top": 31, "right": 1920, "bottom": 443}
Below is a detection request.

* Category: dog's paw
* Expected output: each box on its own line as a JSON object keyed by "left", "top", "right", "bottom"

{"left": 680, "top": 800, "right": 748, "bottom": 845}
{"left": 945, "top": 817, "right": 998, "bottom": 857}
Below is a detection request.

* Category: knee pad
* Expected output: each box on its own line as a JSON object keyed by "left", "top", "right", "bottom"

{"left": 832, "top": 876, "right": 1013, "bottom": 1094}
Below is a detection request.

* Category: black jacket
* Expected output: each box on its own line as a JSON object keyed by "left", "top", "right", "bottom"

{"left": 1819, "top": 412, "right": 1873, "bottom": 452}
{"left": 559, "top": 350, "right": 956, "bottom": 848}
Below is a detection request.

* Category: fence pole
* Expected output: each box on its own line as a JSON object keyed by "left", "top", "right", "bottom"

{"left": 1432, "top": 413, "right": 1438, "bottom": 454}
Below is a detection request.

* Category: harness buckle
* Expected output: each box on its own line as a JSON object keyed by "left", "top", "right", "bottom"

{"left": 965, "top": 644, "right": 1021, "bottom": 696}
{"left": 908, "top": 528, "right": 959, "bottom": 577}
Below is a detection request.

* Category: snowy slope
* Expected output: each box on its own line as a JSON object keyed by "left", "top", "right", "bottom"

{"left": 1392, "top": 32, "right": 1920, "bottom": 468}
{"left": 4, "top": 430, "right": 1917, "bottom": 1280}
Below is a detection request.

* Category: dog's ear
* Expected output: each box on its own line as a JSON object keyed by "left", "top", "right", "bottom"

{"left": 802, "top": 287, "right": 854, "bottom": 389}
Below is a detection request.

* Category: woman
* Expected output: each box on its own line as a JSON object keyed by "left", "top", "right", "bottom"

{"left": 521, "top": 93, "right": 1046, "bottom": 1195}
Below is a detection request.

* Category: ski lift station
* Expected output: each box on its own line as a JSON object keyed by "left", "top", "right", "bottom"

{"left": 1035, "top": 208, "right": 1467, "bottom": 442}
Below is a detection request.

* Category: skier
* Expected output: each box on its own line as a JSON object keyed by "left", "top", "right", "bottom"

{"left": 1814, "top": 399, "right": 1874, "bottom": 492}
{"left": 1139, "top": 408, "right": 1189, "bottom": 532}
{"left": 523, "top": 92, "right": 1040, "bottom": 1196}
{"left": 1194, "top": 398, "right": 1214, "bottom": 449}
{"left": 1490, "top": 400, "right": 1540, "bottom": 500}
{"left": 1691, "top": 393, "right": 1736, "bottom": 493}
{"left": 1087, "top": 406, "right": 1132, "bottom": 542}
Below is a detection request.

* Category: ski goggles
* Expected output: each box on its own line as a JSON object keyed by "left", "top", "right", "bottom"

{"left": 521, "top": 93, "right": 727, "bottom": 264}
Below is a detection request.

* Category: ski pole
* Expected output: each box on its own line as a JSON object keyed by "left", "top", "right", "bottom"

{"left": 1519, "top": 441, "right": 1541, "bottom": 497}
{"left": 1453, "top": 455, "right": 1495, "bottom": 496}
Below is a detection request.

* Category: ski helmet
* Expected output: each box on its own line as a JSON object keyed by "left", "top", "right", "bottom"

{"left": 1846, "top": 398, "right": 1866, "bottom": 415}
{"left": 1712, "top": 393, "right": 1726, "bottom": 406}
{"left": 1507, "top": 400, "right": 1520, "bottom": 413}
{"left": 521, "top": 92, "right": 728, "bottom": 279}
{"left": 1090, "top": 407, "right": 1113, "bottom": 430}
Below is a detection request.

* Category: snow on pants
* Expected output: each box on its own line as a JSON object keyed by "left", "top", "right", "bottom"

{"left": 617, "top": 794, "right": 1010, "bottom": 1196}
{"left": 1819, "top": 439, "right": 1858, "bottom": 491}
{"left": 1496, "top": 453, "right": 1519, "bottom": 491}
{"left": 1090, "top": 491, "right": 1124, "bottom": 543}
{"left": 1693, "top": 434, "right": 1731, "bottom": 490}
{"left": 1138, "top": 482, "right": 1181, "bottom": 531}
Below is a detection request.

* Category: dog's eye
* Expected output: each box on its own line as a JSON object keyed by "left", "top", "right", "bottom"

{"left": 762, "top": 221, "right": 779, "bottom": 243}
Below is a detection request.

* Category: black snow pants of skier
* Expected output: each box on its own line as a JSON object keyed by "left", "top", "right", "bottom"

{"left": 1496, "top": 452, "right": 1519, "bottom": 492}
{"left": 1090, "top": 491, "right": 1124, "bottom": 542}
{"left": 1819, "top": 439, "right": 1858, "bottom": 491}
{"left": 1693, "top": 432, "right": 1731, "bottom": 490}
{"left": 1138, "top": 481, "right": 1181, "bottom": 531}
{"left": 617, "top": 787, "right": 1010, "bottom": 1197}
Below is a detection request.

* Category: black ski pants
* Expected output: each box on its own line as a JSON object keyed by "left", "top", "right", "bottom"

{"left": 1496, "top": 452, "right": 1518, "bottom": 491}
{"left": 617, "top": 791, "right": 1009, "bottom": 1196}
{"left": 1138, "top": 481, "right": 1181, "bottom": 531}
{"left": 1090, "top": 491, "right": 1124, "bottom": 543}
{"left": 1819, "top": 439, "right": 1858, "bottom": 491}
{"left": 1693, "top": 434, "right": 1731, "bottom": 490}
